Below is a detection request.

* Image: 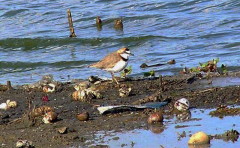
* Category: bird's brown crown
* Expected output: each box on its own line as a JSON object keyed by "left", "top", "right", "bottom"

{"left": 117, "top": 47, "right": 129, "bottom": 54}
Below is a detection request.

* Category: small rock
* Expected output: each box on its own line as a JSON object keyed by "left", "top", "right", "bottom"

{"left": 88, "top": 76, "right": 102, "bottom": 84}
{"left": 76, "top": 112, "right": 89, "bottom": 121}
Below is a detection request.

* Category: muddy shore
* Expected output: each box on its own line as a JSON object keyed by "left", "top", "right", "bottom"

{"left": 0, "top": 72, "right": 240, "bottom": 148}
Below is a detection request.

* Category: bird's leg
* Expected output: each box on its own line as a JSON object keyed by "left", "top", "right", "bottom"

{"left": 110, "top": 72, "right": 119, "bottom": 84}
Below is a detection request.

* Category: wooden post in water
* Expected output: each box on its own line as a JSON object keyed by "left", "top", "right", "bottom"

{"left": 7, "top": 81, "right": 12, "bottom": 90}
{"left": 67, "top": 9, "right": 77, "bottom": 37}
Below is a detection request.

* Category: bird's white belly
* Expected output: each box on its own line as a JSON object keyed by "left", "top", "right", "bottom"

{"left": 106, "top": 60, "right": 128, "bottom": 73}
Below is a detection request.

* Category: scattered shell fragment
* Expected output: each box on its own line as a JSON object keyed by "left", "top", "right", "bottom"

{"left": 72, "top": 88, "right": 102, "bottom": 102}
{"left": 76, "top": 112, "right": 89, "bottom": 121}
{"left": 174, "top": 98, "right": 190, "bottom": 111}
{"left": 0, "top": 100, "right": 17, "bottom": 110}
{"left": 188, "top": 131, "right": 210, "bottom": 145}
{"left": 7, "top": 100, "right": 17, "bottom": 108}
{"left": 147, "top": 112, "right": 164, "bottom": 124}
{"left": 31, "top": 106, "right": 54, "bottom": 117}
{"left": 16, "top": 140, "right": 33, "bottom": 148}
{"left": 74, "top": 81, "right": 90, "bottom": 91}
{"left": 57, "top": 127, "right": 68, "bottom": 134}
{"left": 42, "top": 111, "right": 57, "bottom": 124}
{"left": 42, "top": 83, "right": 56, "bottom": 93}
{"left": 119, "top": 84, "right": 132, "bottom": 97}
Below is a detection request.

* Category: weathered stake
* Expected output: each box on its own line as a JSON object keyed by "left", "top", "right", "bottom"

{"left": 7, "top": 81, "right": 12, "bottom": 90}
{"left": 67, "top": 9, "right": 77, "bottom": 37}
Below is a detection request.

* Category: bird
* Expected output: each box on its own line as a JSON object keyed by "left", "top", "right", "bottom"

{"left": 89, "top": 47, "right": 133, "bottom": 84}
{"left": 114, "top": 19, "right": 123, "bottom": 30}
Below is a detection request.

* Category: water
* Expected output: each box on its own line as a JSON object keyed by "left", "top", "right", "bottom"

{"left": 1, "top": 0, "right": 240, "bottom": 84}
{"left": 198, "top": 77, "right": 240, "bottom": 88}
{"left": 86, "top": 108, "right": 240, "bottom": 148}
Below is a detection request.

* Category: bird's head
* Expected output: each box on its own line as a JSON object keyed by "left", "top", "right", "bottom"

{"left": 117, "top": 47, "right": 134, "bottom": 60}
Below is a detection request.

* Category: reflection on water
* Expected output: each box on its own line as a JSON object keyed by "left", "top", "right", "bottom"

{"left": 86, "top": 108, "right": 239, "bottom": 148}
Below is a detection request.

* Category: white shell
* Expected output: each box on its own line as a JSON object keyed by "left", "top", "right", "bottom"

{"left": 47, "top": 83, "right": 56, "bottom": 92}
{"left": 0, "top": 103, "right": 8, "bottom": 110}
{"left": 174, "top": 98, "right": 190, "bottom": 111}
{"left": 16, "top": 140, "right": 33, "bottom": 148}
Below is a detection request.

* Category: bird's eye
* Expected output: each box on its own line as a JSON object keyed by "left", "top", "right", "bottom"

{"left": 125, "top": 48, "right": 129, "bottom": 51}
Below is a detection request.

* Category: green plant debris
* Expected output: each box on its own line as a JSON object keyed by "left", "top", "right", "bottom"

{"left": 121, "top": 66, "right": 132, "bottom": 78}
{"left": 144, "top": 70, "right": 155, "bottom": 77}
{"left": 181, "top": 58, "right": 227, "bottom": 74}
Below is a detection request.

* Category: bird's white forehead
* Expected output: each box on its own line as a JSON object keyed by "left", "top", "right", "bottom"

{"left": 125, "top": 50, "right": 131, "bottom": 54}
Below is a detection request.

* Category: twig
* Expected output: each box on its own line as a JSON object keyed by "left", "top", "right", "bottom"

{"left": 67, "top": 9, "right": 77, "bottom": 37}
{"left": 159, "top": 75, "right": 164, "bottom": 91}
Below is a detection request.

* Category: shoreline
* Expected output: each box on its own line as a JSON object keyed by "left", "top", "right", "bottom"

{"left": 0, "top": 72, "right": 240, "bottom": 147}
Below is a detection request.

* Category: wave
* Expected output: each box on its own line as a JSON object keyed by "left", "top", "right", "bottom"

{"left": 0, "top": 60, "right": 92, "bottom": 69}
{"left": 0, "top": 35, "right": 183, "bottom": 51}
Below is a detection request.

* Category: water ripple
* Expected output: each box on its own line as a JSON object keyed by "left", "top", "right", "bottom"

{"left": 0, "top": 0, "right": 240, "bottom": 84}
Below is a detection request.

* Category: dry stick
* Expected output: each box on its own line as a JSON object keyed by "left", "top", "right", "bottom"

{"left": 67, "top": 9, "right": 77, "bottom": 37}
{"left": 159, "top": 75, "right": 164, "bottom": 91}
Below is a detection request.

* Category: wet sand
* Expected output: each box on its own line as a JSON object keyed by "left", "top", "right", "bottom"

{"left": 0, "top": 72, "right": 240, "bottom": 147}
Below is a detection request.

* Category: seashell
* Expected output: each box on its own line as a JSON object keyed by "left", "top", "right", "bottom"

{"left": 188, "top": 131, "right": 210, "bottom": 145}
{"left": 0, "top": 103, "right": 8, "bottom": 110}
{"left": 147, "top": 112, "right": 164, "bottom": 124}
{"left": 7, "top": 100, "right": 17, "bottom": 108}
{"left": 16, "top": 140, "right": 33, "bottom": 148}
{"left": 42, "top": 83, "right": 56, "bottom": 93}
{"left": 31, "top": 106, "right": 54, "bottom": 117}
{"left": 119, "top": 85, "right": 132, "bottom": 97}
{"left": 72, "top": 88, "right": 102, "bottom": 102}
{"left": 174, "top": 98, "right": 190, "bottom": 111}
{"left": 42, "top": 111, "right": 57, "bottom": 124}
{"left": 76, "top": 112, "right": 89, "bottom": 121}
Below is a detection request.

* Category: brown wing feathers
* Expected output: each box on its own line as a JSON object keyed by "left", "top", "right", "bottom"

{"left": 89, "top": 51, "right": 122, "bottom": 69}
